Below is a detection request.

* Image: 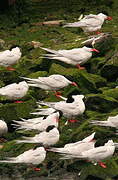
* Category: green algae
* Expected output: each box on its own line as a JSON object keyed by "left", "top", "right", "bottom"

{"left": 0, "top": 0, "right": 118, "bottom": 179}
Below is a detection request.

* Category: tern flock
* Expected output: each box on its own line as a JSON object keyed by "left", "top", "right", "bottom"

{"left": 0, "top": 12, "right": 117, "bottom": 172}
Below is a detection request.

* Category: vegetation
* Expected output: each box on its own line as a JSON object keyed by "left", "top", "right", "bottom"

{"left": 0, "top": 0, "right": 118, "bottom": 179}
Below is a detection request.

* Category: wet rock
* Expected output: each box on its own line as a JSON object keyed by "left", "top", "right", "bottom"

{"left": 100, "top": 50, "right": 118, "bottom": 81}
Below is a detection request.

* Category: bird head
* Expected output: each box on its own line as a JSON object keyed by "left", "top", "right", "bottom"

{"left": 46, "top": 125, "right": 56, "bottom": 132}
{"left": 89, "top": 48, "right": 100, "bottom": 53}
{"left": 71, "top": 82, "right": 78, "bottom": 87}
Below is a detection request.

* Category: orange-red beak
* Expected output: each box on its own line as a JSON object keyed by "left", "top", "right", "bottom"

{"left": 90, "top": 48, "right": 100, "bottom": 53}
{"left": 106, "top": 16, "right": 112, "bottom": 21}
{"left": 71, "top": 82, "right": 78, "bottom": 86}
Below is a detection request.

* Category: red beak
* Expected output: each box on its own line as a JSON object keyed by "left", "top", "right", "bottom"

{"left": 91, "top": 48, "right": 100, "bottom": 53}
{"left": 106, "top": 16, "right": 112, "bottom": 21}
{"left": 71, "top": 82, "right": 78, "bottom": 86}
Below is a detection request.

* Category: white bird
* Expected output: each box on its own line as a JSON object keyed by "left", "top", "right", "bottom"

{"left": 48, "top": 132, "right": 96, "bottom": 156}
{"left": 63, "top": 13, "right": 112, "bottom": 33}
{"left": 16, "top": 125, "right": 60, "bottom": 146}
{"left": 0, "top": 81, "right": 29, "bottom": 101}
{"left": 0, "top": 120, "right": 8, "bottom": 137}
{"left": 90, "top": 114, "right": 118, "bottom": 128}
{"left": 0, "top": 47, "right": 22, "bottom": 70}
{"left": 37, "top": 95, "right": 85, "bottom": 119}
{"left": 21, "top": 74, "right": 78, "bottom": 91}
{"left": 61, "top": 140, "right": 115, "bottom": 168}
{"left": 41, "top": 46, "right": 99, "bottom": 69}
{"left": 13, "top": 112, "right": 60, "bottom": 131}
{"left": 0, "top": 146, "right": 46, "bottom": 165}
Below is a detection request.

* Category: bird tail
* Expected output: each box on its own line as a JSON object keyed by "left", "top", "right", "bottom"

{"left": 0, "top": 158, "right": 17, "bottom": 163}
{"left": 90, "top": 120, "right": 107, "bottom": 126}
{"left": 16, "top": 136, "right": 33, "bottom": 144}
{"left": 47, "top": 147, "right": 65, "bottom": 153}
{"left": 30, "top": 108, "right": 56, "bottom": 116}
{"left": 40, "top": 47, "right": 60, "bottom": 56}
{"left": 63, "top": 22, "right": 84, "bottom": 28}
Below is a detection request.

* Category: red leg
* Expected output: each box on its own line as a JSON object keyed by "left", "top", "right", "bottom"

{"left": 95, "top": 31, "right": 101, "bottom": 35}
{"left": 33, "top": 167, "right": 41, "bottom": 171}
{"left": 14, "top": 101, "right": 24, "bottom": 103}
{"left": 6, "top": 66, "right": 16, "bottom": 71}
{"left": 68, "top": 119, "right": 78, "bottom": 123}
{"left": 54, "top": 91, "right": 62, "bottom": 98}
{"left": 98, "top": 162, "right": 107, "bottom": 168}
{"left": 76, "top": 64, "right": 85, "bottom": 70}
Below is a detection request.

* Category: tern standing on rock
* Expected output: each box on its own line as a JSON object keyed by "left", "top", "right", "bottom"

{"left": 16, "top": 125, "right": 60, "bottom": 146}
{"left": 13, "top": 112, "right": 60, "bottom": 132}
{"left": 0, "top": 120, "right": 8, "bottom": 142}
{"left": 21, "top": 74, "right": 78, "bottom": 97}
{"left": 37, "top": 95, "right": 85, "bottom": 122}
{"left": 48, "top": 132, "right": 96, "bottom": 156}
{"left": 40, "top": 46, "right": 99, "bottom": 69}
{"left": 0, "top": 146, "right": 46, "bottom": 171}
{"left": 90, "top": 114, "right": 118, "bottom": 128}
{"left": 63, "top": 13, "right": 112, "bottom": 33}
{"left": 61, "top": 140, "right": 116, "bottom": 168}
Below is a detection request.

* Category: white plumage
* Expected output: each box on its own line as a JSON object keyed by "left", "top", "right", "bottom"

{"left": 48, "top": 132, "right": 96, "bottom": 157}
{"left": 0, "top": 120, "right": 8, "bottom": 136}
{"left": 61, "top": 140, "right": 115, "bottom": 163}
{"left": 13, "top": 112, "right": 59, "bottom": 131}
{"left": 41, "top": 46, "right": 99, "bottom": 68}
{"left": 0, "top": 81, "right": 29, "bottom": 100}
{"left": 0, "top": 47, "right": 21, "bottom": 67}
{"left": 16, "top": 126, "right": 60, "bottom": 146}
{"left": 90, "top": 114, "right": 118, "bottom": 128}
{"left": 0, "top": 147, "right": 46, "bottom": 165}
{"left": 37, "top": 95, "right": 85, "bottom": 119}
{"left": 63, "top": 13, "right": 112, "bottom": 33}
{"left": 21, "top": 74, "right": 77, "bottom": 90}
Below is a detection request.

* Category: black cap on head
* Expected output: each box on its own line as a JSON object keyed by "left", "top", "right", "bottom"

{"left": 57, "top": 110, "right": 63, "bottom": 118}
{"left": 9, "top": 45, "right": 20, "bottom": 50}
{"left": 66, "top": 96, "right": 74, "bottom": 103}
{"left": 33, "top": 143, "right": 44, "bottom": 150}
{"left": 46, "top": 125, "right": 55, "bottom": 132}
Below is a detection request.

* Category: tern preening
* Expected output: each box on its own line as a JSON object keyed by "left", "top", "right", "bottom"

{"left": 40, "top": 46, "right": 99, "bottom": 69}
{"left": 0, "top": 47, "right": 21, "bottom": 71}
{"left": 63, "top": 13, "right": 112, "bottom": 33}
{"left": 0, "top": 81, "right": 29, "bottom": 103}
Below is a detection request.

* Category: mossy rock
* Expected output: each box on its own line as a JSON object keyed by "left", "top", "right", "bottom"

{"left": 85, "top": 94, "right": 118, "bottom": 113}
{"left": 101, "top": 88, "right": 118, "bottom": 100}
{"left": 49, "top": 63, "right": 107, "bottom": 94}
{"left": 0, "top": 98, "right": 36, "bottom": 123}
{"left": 100, "top": 51, "right": 118, "bottom": 81}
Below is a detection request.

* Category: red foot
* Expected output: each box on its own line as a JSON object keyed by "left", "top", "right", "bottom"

{"left": 33, "top": 167, "right": 41, "bottom": 171}
{"left": 76, "top": 64, "right": 85, "bottom": 70}
{"left": 6, "top": 67, "right": 16, "bottom": 71}
{"left": 68, "top": 119, "right": 78, "bottom": 123}
{"left": 96, "top": 31, "right": 101, "bottom": 35}
{"left": 98, "top": 162, "right": 107, "bottom": 168}
{"left": 54, "top": 91, "right": 62, "bottom": 98}
{"left": 14, "top": 101, "right": 24, "bottom": 103}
